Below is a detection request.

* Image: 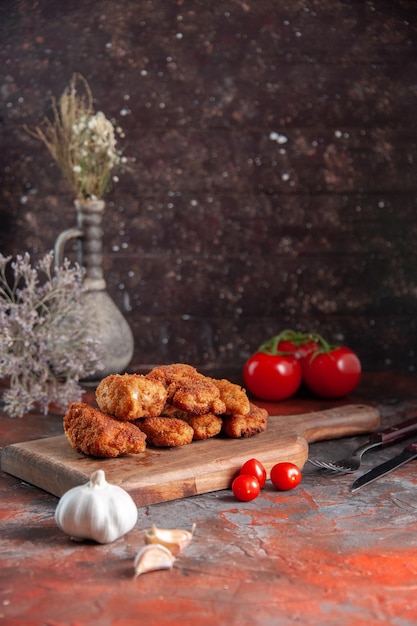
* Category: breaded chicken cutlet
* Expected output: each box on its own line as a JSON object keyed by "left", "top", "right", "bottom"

{"left": 136, "top": 416, "right": 194, "bottom": 448}
{"left": 145, "top": 363, "right": 198, "bottom": 387}
{"left": 96, "top": 373, "right": 167, "bottom": 420}
{"left": 162, "top": 405, "right": 223, "bottom": 440}
{"left": 146, "top": 363, "right": 226, "bottom": 415}
{"left": 64, "top": 402, "right": 147, "bottom": 457}
{"left": 221, "top": 403, "right": 268, "bottom": 438}
{"left": 63, "top": 364, "right": 268, "bottom": 458}
{"left": 170, "top": 378, "right": 226, "bottom": 415}
{"left": 210, "top": 378, "right": 250, "bottom": 416}
{"left": 187, "top": 413, "right": 223, "bottom": 440}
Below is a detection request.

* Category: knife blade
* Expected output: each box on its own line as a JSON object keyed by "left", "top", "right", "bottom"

{"left": 350, "top": 441, "right": 417, "bottom": 492}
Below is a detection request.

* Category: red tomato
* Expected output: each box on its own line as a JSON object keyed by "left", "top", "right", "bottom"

{"left": 232, "top": 474, "right": 261, "bottom": 501}
{"left": 243, "top": 352, "right": 302, "bottom": 401}
{"left": 301, "top": 346, "right": 361, "bottom": 398}
{"left": 270, "top": 462, "right": 302, "bottom": 491}
{"left": 240, "top": 458, "right": 267, "bottom": 488}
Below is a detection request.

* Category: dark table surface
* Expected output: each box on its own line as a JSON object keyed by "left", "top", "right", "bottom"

{"left": 1, "top": 370, "right": 417, "bottom": 626}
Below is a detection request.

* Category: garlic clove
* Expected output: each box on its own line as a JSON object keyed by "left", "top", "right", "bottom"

{"left": 143, "top": 523, "right": 196, "bottom": 556}
{"left": 133, "top": 544, "right": 176, "bottom": 577}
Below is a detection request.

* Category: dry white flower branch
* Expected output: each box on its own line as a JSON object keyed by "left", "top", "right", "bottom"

{"left": 25, "top": 73, "right": 126, "bottom": 200}
{"left": 0, "top": 251, "right": 102, "bottom": 418}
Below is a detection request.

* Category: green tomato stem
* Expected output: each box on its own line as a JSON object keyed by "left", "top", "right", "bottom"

{"left": 257, "top": 329, "right": 338, "bottom": 357}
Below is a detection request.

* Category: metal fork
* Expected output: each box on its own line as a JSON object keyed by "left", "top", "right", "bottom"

{"left": 309, "top": 414, "right": 417, "bottom": 474}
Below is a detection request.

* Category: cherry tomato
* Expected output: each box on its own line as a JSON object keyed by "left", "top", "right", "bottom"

{"left": 243, "top": 352, "right": 302, "bottom": 401}
{"left": 301, "top": 346, "right": 361, "bottom": 398}
{"left": 232, "top": 474, "right": 261, "bottom": 501}
{"left": 270, "top": 462, "right": 302, "bottom": 491}
{"left": 239, "top": 458, "right": 267, "bottom": 488}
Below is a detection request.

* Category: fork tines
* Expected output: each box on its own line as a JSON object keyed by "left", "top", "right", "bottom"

{"left": 308, "top": 459, "right": 356, "bottom": 474}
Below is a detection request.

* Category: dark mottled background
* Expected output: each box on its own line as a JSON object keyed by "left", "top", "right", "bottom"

{"left": 1, "top": 0, "right": 416, "bottom": 373}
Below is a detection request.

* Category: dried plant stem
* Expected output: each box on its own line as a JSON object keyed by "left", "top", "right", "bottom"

{"left": 25, "top": 73, "right": 122, "bottom": 200}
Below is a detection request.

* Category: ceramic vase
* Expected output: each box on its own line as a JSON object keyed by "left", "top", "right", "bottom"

{"left": 54, "top": 198, "right": 134, "bottom": 380}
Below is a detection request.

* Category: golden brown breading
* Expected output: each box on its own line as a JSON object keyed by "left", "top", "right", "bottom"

{"left": 147, "top": 363, "right": 226, "bottom": 415}
{"left": 162, "top": 404, "right": 223, "bottom": 440}
{"left": 136, "top": 416, "right": 194, "bottom": 448}
{"left": 210, "top": 378, "right": 250, "bottom": 416}
{"left": 163, "top": 404, "right": 223, "bottom": 440}
{"left": 160, "top": 404, "right": 190, "bottom": 420}
{"left": 146, "top": 363, "right": 198, "bottom": 390}
{"left": 64, "top": 365, "right": 268, "bottom": 458}
{"left": 187, "top": 413, "right": 223, "bottom": 440}
{"left": 64, "top": 402, "right": 147, "bottom": 458}
{"left": 95, "top": 373, "right": 167, "bottom": 421}
{"left": 170, "top": 378, "right": 226, "bottom": 415}
{"left": 221, "top": 402, "right": 268, "bottom": 439}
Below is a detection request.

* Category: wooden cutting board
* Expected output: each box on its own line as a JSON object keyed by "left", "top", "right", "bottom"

{"left": 1, "top": 404, "right": 379, "bottom": 506}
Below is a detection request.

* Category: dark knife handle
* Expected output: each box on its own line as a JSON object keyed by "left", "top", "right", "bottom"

{"left": 369, "top": 414, "right": 417, "bottom": 446}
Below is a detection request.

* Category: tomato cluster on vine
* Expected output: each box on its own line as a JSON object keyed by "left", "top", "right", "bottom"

{"left": 232, "top": 458, "right": 302, "bottom": 502}
{"left": 243, "top": 329, "right": 361, "bottom": 401}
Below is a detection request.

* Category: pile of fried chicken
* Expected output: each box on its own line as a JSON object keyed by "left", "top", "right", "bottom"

{"left": 63, "top": 363, "right": 268, "bottom": 458}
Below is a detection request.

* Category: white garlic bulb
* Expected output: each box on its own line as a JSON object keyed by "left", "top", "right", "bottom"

{"left": 55, "top": 469, "right": 138, "bottom": 544}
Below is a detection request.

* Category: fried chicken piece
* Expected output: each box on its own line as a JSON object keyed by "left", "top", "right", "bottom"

{"left": 147, "top": 363, "right": 226, "bottom": 415}
{"left": 146, "top": 363, "right": 199, "bottom": 388}
{"left": 171, "top": 378, "right": 226, "bottom": 415}
{"left": 63, "top": 402, "right": 147, "bottom": 458}
{"left": 187, "top": 413, "right": 223, "bottom": 440}
{"left": 162, "top": 405, "right": 223, "bottom": 440}
{"left": 95, "top": 373, "right": 167, "bottom": 421}
{"left": 146, "top": 364, "right": 200, "bottom": 403}
{"left": 210, "top": 378, "right": 250, "bottom": 416}
{"left": 136, "top": 416, "right": 194, "bottom": 448}
{"left": 160, "top": 404, "right": 190, "bottom": 420}
{"left": 221, "top": 402, "right": 268, "bottom": 439}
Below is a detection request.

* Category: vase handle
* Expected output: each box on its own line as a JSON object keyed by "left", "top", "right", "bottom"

{"left": 54, "top": 227, "right": 83, "bottom": 269}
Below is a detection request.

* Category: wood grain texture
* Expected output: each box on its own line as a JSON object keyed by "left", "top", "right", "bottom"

{"left": 1, "top": 404, "right": 380, "bottom": 505}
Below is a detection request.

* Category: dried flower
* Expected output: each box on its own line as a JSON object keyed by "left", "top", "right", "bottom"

{"left": 25, "top": 74, "right": 124, "bottom": 200}
{"left": 0, "top": 251, "right": 102, "bottom": 418}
